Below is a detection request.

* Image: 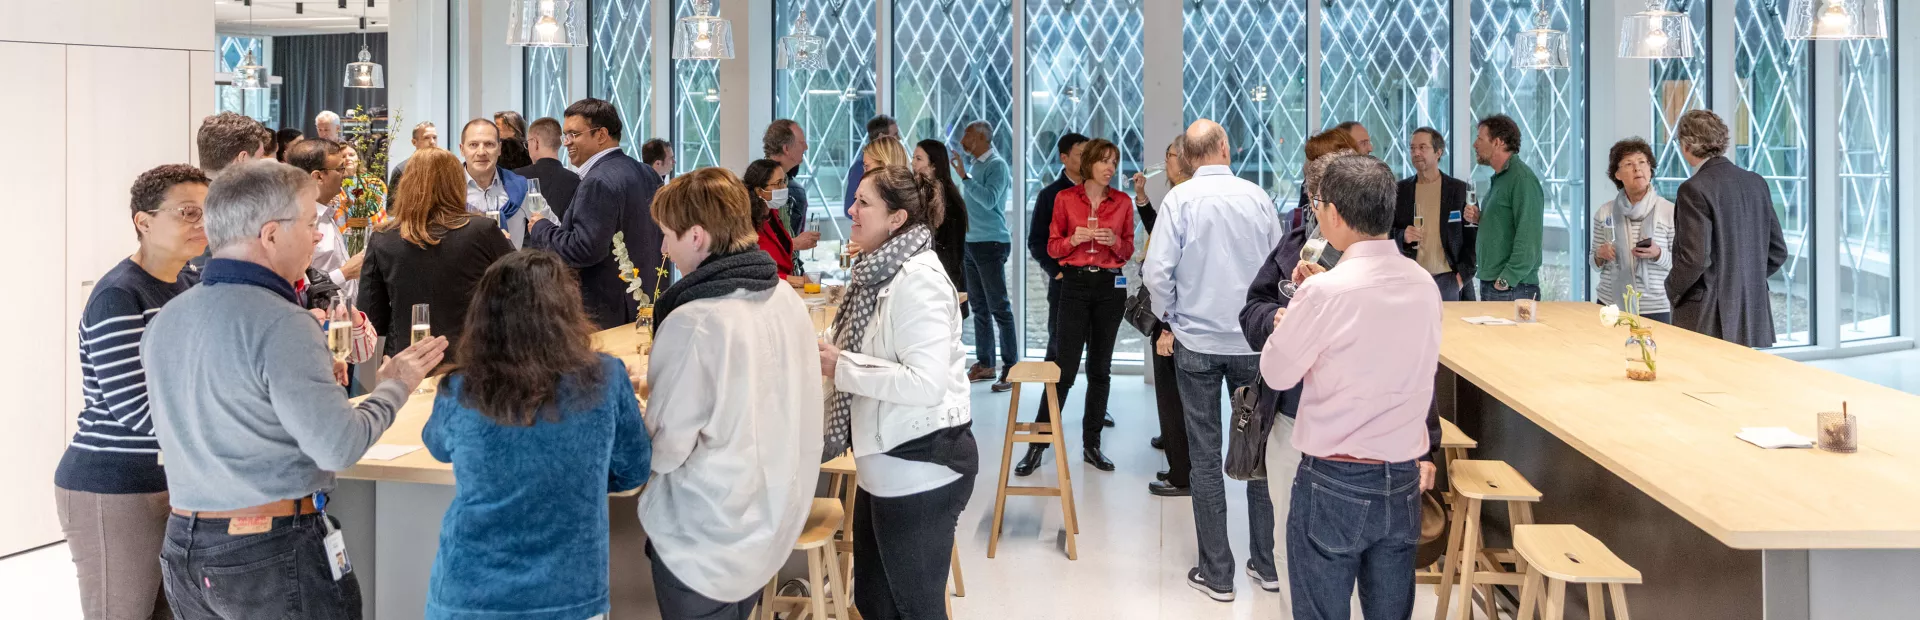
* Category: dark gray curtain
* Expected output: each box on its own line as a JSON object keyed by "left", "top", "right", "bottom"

{"left": 275, "top": 33, "right": 389, "bottom": 135}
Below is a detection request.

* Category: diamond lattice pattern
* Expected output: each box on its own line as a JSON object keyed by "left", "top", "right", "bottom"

{"left": 774, "top": 0, "right": 877, "bottom": 209}
{"left": 1735, "top": 0, "right": 1811, "bottom": 345}
{"left": 1182, "top": 0, "right": 1307, "bottom": 203}
{"left": 672, "top": 0, "right": 720, "bottom": 170}
{"left": 526, "top": 47, "right": 571, "bottom": 123}
{"left": 1838, "top": 37, "right": 1895, "bottom": 339}
{"left": 1321, "top": 0, "right": 1451, "bottom": 179}
{"left": 589, "top": 0, "right": 653, "bottom": 149}
{"left": 1025, "top": 0, "right": 1144, "bottom": 200}
{"left": 1649, "top": 0, "right": 1710, "bottom": 198}
{"left": 894, "top": 0, "right": 1014, "bottom": 164}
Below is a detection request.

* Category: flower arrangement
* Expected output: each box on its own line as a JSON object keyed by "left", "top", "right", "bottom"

{"left": 343, "top": 105, "right": 398, "bottom": 181}
{"left": 1601, "top": 285, "right": 1658, "bottom": 381}
{"left": 612, "top": 231, "right": 670, "bottom": 307}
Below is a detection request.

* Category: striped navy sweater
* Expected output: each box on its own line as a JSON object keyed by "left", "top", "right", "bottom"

{"left": 53, "top": 258, "right": 195, "bottom": 494}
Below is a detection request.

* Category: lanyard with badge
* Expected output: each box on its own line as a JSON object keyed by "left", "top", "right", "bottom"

{"left": 316, "top": 491, "right": 353, "bottom": 581}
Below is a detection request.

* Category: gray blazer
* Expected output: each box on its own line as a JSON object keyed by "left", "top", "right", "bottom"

{"left": 1665, "top": 156, "right": 1789, "bottom": 348}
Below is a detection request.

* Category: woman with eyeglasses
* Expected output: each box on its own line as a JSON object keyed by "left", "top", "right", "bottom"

{"left": 52, "top": 164, "right": 211, "bottom": 620}
{"left": 743, "top": 159, "right": 806, "bottom": 283}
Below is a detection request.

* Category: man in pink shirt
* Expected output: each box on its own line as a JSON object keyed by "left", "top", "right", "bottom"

{"left": 1260, "top": 155, "right": 1441, "bottom": 620}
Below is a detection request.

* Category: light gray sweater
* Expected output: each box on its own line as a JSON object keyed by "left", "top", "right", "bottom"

{"left": 145, "top": 276, "right": 409, "bottom": 512}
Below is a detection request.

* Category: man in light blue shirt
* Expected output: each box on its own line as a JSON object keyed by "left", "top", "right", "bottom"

{"left": 1141, "top": 119, "right": 1286, "bottom": 602}
{"left": 953, "top": 121, "right": 1017, "bottom": 383}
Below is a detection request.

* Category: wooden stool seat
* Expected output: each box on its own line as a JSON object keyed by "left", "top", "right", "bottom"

{"left": 1439, "top": 417, "right": 1477, "bottom": 450}
{"left": 1449, "top": 459, "right": 1542, "bottom": 502}
{"left": 795, "top": 499, "right": 844, "bottom": 550}
{"left": 817, "top": 450, "right": 966, "bottom": 617}
{"left": 1513, "top": 525, "right": 1639, "bottom": 620}
{"left": 989, "top": 361, "right": 1080, "bottom": 560}
{"left": 758, "top": 499, "right": 852, "bottom": 620}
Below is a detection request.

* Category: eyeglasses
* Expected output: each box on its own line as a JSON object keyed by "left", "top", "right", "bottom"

{"left": 562, "top": 127, "right": 603, "bottom": 140}
{"left": 148, "top": 206, "right": 205, "bottom": 224}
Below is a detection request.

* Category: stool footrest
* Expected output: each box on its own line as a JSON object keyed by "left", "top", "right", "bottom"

{"left": 1002, "top": 487, "right": 1064, "bottom": 497}
{"left": 1010, "top": 423, "right": 1057, "bottom": 434}
{"left": 1009, "top": 435, "right": 1058, "bottom": 444}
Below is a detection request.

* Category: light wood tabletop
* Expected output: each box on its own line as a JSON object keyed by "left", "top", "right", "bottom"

{"left": 1443, "top": 302, "right": 1920, "bottom": 550}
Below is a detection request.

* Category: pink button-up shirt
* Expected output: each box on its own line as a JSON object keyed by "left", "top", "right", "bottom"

{"left": 1261, "top": 239, "right": 1442, "bottom": 462}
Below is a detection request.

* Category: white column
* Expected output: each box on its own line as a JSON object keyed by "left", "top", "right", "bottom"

{"left": 716, "top": 0, "right": 772, "bottom": 171}
{"left": 875, "top": 0, "right": 892, "bottom": 116}
{"left": 652, "top": 0, "right": 673, "bottom": 141}
{"left": 1710, "top": 0, "right": 1737, "bottom": 118}
{"left": 1306, "top": 0, "right": 1323, "bottom": 132}
{"left": 1590, "top": 0, "right": 1654, "bottom": 206}
{"left": 1009, "top": 0, "right": 1028, "bottom": 352}
{"left": 1451, "top": 0, "right": 1474, "bottom": 179}
{"left": 1812, "top": 41, "right": 1840, "bottom": 348}
{"left": 1140, "top": 0, "right": 1183, "bottom": 201}
{"left": 1898, "top": 0, "right": 1919, "bottom": 342}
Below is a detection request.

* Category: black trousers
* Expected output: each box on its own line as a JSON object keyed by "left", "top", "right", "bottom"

{"left": 1033, "top": 268, "right": 1127, "bottom": 448}
{"left": 647, "top": 541, "right": 757, "bottom": 620}
{"left": 1152, "top": 321, "right": 1192, "bottom": 487}
{"left": 852, "top": 474, "right": 975, "bottom": 620}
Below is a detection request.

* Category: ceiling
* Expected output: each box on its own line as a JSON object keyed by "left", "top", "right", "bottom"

{"left": 214, "top": 0, "right": 390, "bottom": 36}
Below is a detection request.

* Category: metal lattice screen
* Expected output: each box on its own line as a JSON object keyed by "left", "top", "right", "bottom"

{"left": 589, "top": 0, "right": 653, "bottom": 150}
{"left": 217, "top": 34, "right": 276, "bottom": 127}
{"left": 1320, "top": 0, "right": 1452, "bottom": 179}
{"left": 1649, "top": 0, "right": 1711, "bottom": 198}
{"left": 1470, "top": 0, "right": 1588, "bottom": 301}
{"left": 1182, "top": 0, "right": 1308, "bottom": 204}
{"left": 525, "top": 47, "right": 571, "bottom": 124}
{"left": 894, "top": 0, "right": 1014, "bottom": 163}
{"left": 1734, "top": 0, "right": 1811, "bottom": 346}
{"left": 1838, "top": 36, "right": 1896, "bottom": 340}
{"left": 673, "top": 0, "right": 721, "bottom": 171}
{"left": 1025, "top": 0, "right": 1144, "bottom": 199}
{"left": 773, "top": 0, "right": 877, "bottom": 210}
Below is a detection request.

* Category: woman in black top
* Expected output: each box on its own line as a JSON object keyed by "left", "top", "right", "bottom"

{"left": 359, "top": 148, "right": 514, "bottom": 355}
{"left": 910, "top": 139, "right": 969, "bottom": 294}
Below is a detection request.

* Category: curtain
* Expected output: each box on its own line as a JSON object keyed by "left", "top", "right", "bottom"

{"left": 274, "top": 33, "right": 389, "bottom": 135}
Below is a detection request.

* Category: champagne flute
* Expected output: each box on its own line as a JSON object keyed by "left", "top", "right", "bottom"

{"left": 410, "top": 304, "right": 432, "bottom": 393}
{"left": 1411, "top": 215, "right": 1426, "bottom": 245}
{"left": 810, "top": 306, "right": 833, "bottom": 342}
{"left": 326, "top": 296, "right": 352, "bottom": 363}
{"left": 1086, "top": 213, "right": 1102, "bottom": 254}
{"left": 1465, "top": 189, "right": 1480, "bottom": 228}
{"left": 523, "top": 178, "right": 551, "bottom": 218}
{"left": 1278, "top": 238, "right": 1330, "bottom": 299}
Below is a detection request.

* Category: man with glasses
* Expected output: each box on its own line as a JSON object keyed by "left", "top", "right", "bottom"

{"left": 1394, "top": 127, "right": 1476, "bottom": 301}
{"left": 530, "top": 98, "right": 668, "bottom": 329}
{"left": 286, "top": 139, "right": 362, "bottom": 302}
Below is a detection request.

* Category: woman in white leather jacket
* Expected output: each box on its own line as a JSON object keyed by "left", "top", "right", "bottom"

{"left": 817, "top": 165, "right": 977, "bottom": 620}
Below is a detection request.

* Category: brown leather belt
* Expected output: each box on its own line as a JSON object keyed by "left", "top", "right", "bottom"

{"left": 1320, "top": 454, "right": 1389, "bottom": 465}
{"left": 171, "top": 497, "right": 318, "bottom": 519}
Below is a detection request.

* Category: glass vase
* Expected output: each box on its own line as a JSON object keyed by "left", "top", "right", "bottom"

{"left": 634, "top": 305, "right": 654, "bottom": 355}
{"left": 1624, "top": 326, "right": 1657, "bottom": 381}
{"left": 343, "top": 218, "right": 370, "bottom": 256}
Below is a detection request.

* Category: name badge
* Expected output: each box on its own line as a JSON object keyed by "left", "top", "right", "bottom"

{"left": 1447, "top": 210, "right": 1463, "bottom": 223}
{"left": 1114, "top": 275, "right": 1129, "bottom": 289}
{"left": 324, "top": 529, "right": 353, "bottom": 581}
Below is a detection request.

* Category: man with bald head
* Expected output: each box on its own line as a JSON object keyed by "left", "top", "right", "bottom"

{"left": 1143, "top": 119, "right": 1287, "bottom": 602}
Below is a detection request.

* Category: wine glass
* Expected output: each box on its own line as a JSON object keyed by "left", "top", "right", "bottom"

{"left": 410, "top": 304, "right": 432, "bottom": 393}
{"left": 326, "top": 296, "right": 352, "bottom": 363}
{"left": 810, "top": 306, "right": 833, "bottom": 342}
{"left": 1086, "top": 214, "right": 1102, "bottom": 254}
{"left": 1465, "top": 189, "right": 1480, "bottom": 229}
{"left": 1278, "top": 238, "right": 1330, "bottom": 299}
{"left": 1411, "top": 215, "right": 1426, "bottom": 245}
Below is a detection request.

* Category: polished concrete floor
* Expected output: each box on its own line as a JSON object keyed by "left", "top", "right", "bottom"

{"left": 13, "top": 343, "right": 1915, "bottom": 620}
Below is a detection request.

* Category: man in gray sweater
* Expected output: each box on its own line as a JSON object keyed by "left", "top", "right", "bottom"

{"left": 145, "top": 160, "right": 446, "bottom": 619}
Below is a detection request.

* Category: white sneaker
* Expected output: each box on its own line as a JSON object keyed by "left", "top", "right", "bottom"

{"left": 1245, "top": 562, "right": 1282, "bottom": 592}
{"left": 1188, "top": 568, "right": 1235, "bottom": 602}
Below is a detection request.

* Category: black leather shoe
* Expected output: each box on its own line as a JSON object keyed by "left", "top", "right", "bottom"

{"left": 1013, "top": 446, "right": 1046, "bottom": 477}
{"left": 1156, "top": 469, "right": 1170, "bottom": 482}
{"left": 1151, "top": 436, "right": 1165, "bottom": 450}
{"left": 1148, "top": 481, "right": 1191, "bottom": 497}
{"left": 1082, "top": 446, "right": 1115, "bottom": 471}
{"left": 1103, "top": 414, "right": 1115, "bottom": 428}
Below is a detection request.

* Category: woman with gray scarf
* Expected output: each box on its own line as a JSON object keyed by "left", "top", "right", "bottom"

{"left": 1591, "top": 138, "right": 1676, "bottom": 323}
{"left": 816, "top": 165, "right": 977, "bottom": 620}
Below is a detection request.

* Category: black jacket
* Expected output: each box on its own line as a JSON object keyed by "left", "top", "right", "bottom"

{"left": 527, "top": 149, "right": 668, "bottom": 330}
{"left": 1391, "top": 173, "right": 1477, "bottom": 279}
{"left": 1028, "top": 175, "right": 1075, "bottom": 278}
{"left": 1667, "top": 156, "right": 1789, "bottom": 348}
{"left": 513, "top": 158, "right": 582, "bottom": 221}
{"left": 358, "top": 219, "right": 515, "bottom": 355}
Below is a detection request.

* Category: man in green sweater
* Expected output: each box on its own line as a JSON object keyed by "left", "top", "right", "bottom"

{"left": 1466, "top": 114, "right": 1545, "bottom": 301}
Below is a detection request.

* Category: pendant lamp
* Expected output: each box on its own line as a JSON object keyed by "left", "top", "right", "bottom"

{"left": 778, "top": 9, "right": 827, "bottom": 70}
{"left": 674, "top": 0, "right": 735, "bottom": 60}
{"left": 233, "top": 2, "right": 272, "bottom": 90}
{"left": 1784, "top": 0, "right": 1886, "bottom": 40}
{"left": 344, "top": 6, "right": 384, "bottom": 88}
{"left": 1512, "top": 2, "right": 1571, "bottom": 70}
{"left": 1619, "top": 0, "right": 1694, "bottom": 59}
{"left": 508, "top": 0, "right": 585, "bottom": 47}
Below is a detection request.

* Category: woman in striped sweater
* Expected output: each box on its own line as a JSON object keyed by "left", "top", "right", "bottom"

{"left": 1591, "top": 138, "right": 1678, "bottom": 324}
{"left": 50, "top": 165, "right": 376, "bottom": 619}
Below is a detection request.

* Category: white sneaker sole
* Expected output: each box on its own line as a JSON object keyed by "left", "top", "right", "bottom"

{"left": 1245, "top": 565, "right": 1282, "bottom": 592}
{"left": 1188, "top": 575, "right": 1235, "bottom": 602}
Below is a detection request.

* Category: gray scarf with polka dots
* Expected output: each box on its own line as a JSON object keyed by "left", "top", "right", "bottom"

{"left": 822, "top": 224, "right": 933, "bottom": 462}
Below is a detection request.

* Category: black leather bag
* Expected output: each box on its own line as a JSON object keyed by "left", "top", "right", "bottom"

{"left": 1123, "top": 285, "right": 1158, "bottom": 337}
{"left": 1225, "top": 385, "right": 1275, "bottom": 481}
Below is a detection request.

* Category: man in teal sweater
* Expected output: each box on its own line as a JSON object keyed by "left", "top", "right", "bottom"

{"left": 1466, "top": 114, "right": 1545, "bottom": 301}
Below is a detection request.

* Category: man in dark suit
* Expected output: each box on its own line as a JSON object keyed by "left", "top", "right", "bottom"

{"left": 1391, "top": 127, "right": 1477, "bottom": 301}
{"left": 514, "top": 116, "right": 581, "bottom": 221}
{"left": 527, "top": 98, "right": 667, "bottom": 330}
{"left": 1666, "top": 109, "right": 1789, "bottom": 348}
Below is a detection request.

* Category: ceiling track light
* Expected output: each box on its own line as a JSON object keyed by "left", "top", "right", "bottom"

{"left": 359, "top": 16, "right": 367, "bottom": 29}
{"left": 296, "top": 3, "right": 304, "bottom": 14}
{"left": 339, "top": 0, "right": 347, "bottom": 9}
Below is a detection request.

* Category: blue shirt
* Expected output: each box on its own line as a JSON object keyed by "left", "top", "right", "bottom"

{"left": 843, "top": 158, "right": 865, "bottom": 214}
{"left": 1142, "top": 165, "right": 1285, "bottom": 356}
{"left": 422, "top": 354, "right": 652, "bottom": 620}
{"left": 961, "top": 149, "right": 1012, "bottom": 243}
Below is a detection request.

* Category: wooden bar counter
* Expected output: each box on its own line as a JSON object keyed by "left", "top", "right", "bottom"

{"left": 1439, "top": 302, "right": 1920, "bottom": 620}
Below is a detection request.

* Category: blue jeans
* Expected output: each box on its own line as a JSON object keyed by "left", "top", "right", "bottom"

{"left": 1172, "top": 341, "right": 1276, "bottom": 587}
{"left": 1287, "top": 457, "right": 1421, "bottom": 620}
{"left": 963, "top": 242, "right": 1018, "bottom": 369}
{"left": 161, "top": 512, "right": 362, "bottom": 620}
{"left": 1478, "top": 280, "right": 1541, "bottom": 302}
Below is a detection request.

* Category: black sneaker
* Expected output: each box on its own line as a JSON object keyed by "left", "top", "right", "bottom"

{"left": 1187, "top": 568, "right": 1234, "bottom": 602}
{"left": 1245, "top": 561, "right": 1281, "bottom": 592}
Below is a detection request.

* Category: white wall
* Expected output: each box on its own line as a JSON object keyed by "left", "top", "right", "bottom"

{"left": 0, "top": 0, "right": 211, "bottom": 557}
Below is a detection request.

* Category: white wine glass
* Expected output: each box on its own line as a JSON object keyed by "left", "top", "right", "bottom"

{"left": 1086, "top": 214, "right": 1102, "bottom": 254}
{"left": 326, "top": 296, "right": 352, "bottom": 363}
{"left": 1465, "top": 189, "right": 1480, "bottom": 229}
{"left": 1278, "top": 237, "right": 1330, "bottom": 299}
{"left": 410, "top": 304, "right": 432, "bottom": 394}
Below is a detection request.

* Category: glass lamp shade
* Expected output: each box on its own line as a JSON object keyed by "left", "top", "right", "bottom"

{"left": 778, "top": 10, "right": 827, "bottom": 70}
{"left": 1618, "top": 0, "right": 1694, "bottom": 58}
{"left": 343, "top": 46, "right": 385, "bottom": 88}
{"left": 234, "top": 51, "right": 270, "bottom": 91}
{"left": 1784, "top": 0, "right": 1886, "bottom": 40}
{"left": 674, "top": 0, "right": 734, "bottom": 60}
{"left": 1512, "top": 8, "right": 1571, "bottom": 70}
{"left": 507, "top": 0, "right": 585, "bottom": 47}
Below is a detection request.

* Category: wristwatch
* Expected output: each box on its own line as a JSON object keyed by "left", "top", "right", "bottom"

{"left": 1495, "top": 278, "right": 1510, "bottom": 291}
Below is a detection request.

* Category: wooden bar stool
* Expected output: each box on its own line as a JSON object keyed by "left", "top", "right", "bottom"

{"left": 1434, "top": 460, "right": 1542, "bottom": 620}
{"left": 1416, "top": 418, "right": 1480, "bottom": 586}
{"left": 1513, "top": 525, "right": 1640, "bottom": 620}
{"left": 822, "top": 451, "right": 966, "bottom": 617}
{"left": 758, "top": 498, "right": 852, "bottom": 620}
{"left": 987, "top": 361, "right": 1080, "bottom": 560}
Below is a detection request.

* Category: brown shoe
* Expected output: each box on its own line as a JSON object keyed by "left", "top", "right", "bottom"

{"left": 966, "top": 364, "right": 996, "bottom": 383}
{"left": 991, "top": 380, "right": 1013, "bottom": 393}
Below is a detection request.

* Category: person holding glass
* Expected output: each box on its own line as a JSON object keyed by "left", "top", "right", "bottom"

{"left": 358, "top": 148, "right": 514, "bottom": 357}
{"left": 817, "top": 165, "right": 977, "bottom": 620}
{"left": 912, "top": 139, "right": 970, "bottom": 295}
{"left": 1592, "top": 138, "right": 1677, "bottom": 324}
{"left": 421, "top": 249, "right": 651, "bottom": 620}
{"left": 743, "top": 159, "right": 807, "bottom": 282}
{"left": 1037, "top": 138, "right": 1134, "bottom": 472}
{"left": 1131, "top": 138, "right": 1193, "bottom": 496}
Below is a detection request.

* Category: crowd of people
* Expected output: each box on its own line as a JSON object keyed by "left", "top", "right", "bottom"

{"left": 51, "top": 92, "right": 1786, "bottom": 620}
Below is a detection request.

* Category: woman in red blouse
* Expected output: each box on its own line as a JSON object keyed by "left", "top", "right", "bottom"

{"left": 1043, "top": 138, "right": 1134, "bottom": 471}
{"left": 743, "top": 159, "right": 806, "bottom": 284}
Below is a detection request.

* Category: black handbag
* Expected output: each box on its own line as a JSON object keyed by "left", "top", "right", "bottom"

{"left": 1225, "top": 385, "right": 1275, "bottom": 481}
{"left": 1123, "top": 285, "right": 1158, "bottom": 337}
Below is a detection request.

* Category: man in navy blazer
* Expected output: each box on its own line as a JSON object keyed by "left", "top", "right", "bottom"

{"left": 528, "top": 98, "right": 668, "bottom": 330}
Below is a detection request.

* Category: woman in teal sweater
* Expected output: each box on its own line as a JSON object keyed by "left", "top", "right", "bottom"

{"left": 423, "top": 249, "right": 652, "bottom": 620}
